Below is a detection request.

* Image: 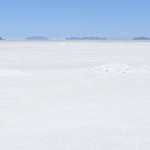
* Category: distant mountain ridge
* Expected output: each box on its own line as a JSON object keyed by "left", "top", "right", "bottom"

{"left": 26, "top": 36, "right": 49, "bottom": 40}
{"left": 66, "top": 37, "right": 107, "bottom": 40}
{"left": 1, "top": 36, "right": 150, "bottom": 41}
{"left": 133, "top": 37, "right": 150, "bottom": 40}
{"left": 0, "top": 37, "right": 4, "bottom": 40}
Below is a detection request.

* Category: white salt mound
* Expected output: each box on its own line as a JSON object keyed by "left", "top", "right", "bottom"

{"left": 91, "top": 63, "right": 149, "bottom": 74}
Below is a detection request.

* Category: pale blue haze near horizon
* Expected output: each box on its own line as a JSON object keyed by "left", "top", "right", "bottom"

{"left": 0, "top": 0, "right": 150, "bottom": 39}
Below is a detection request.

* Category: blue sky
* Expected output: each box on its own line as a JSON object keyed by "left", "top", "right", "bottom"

{"left": 0, "top": 0, "right": 150, "bottom": 39}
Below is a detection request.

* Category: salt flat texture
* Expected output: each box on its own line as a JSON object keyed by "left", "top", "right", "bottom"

{"left": 0, "top": 41, "right": 150, "bottom": 150}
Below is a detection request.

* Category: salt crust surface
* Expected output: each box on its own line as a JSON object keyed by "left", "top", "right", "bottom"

{"left": 1, "top": 41, "right": 150, "bottom": 150}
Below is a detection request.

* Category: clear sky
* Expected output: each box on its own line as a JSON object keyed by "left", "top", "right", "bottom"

{"left": 0, "top": 0, "right": 150, "bottom": 39}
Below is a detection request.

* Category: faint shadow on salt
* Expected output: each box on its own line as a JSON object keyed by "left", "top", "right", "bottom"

{"left": 0, "top": 69, "right": 32, "bottom": 77}
{"left": 89, "top": 63, "right": 150, "bottom": 75}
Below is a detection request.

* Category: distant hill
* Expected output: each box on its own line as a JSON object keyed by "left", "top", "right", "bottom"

{"left": 108, "top": 37, "right": 129, "bottom": 40}
{"left": 66, "top": 37, "right": 107, "bottom": 40}
{"left": 133, "top": 37, "right": 150, "bottom": 40}
{"left": 26, "top": 36, "right": 49, "bottom": 40}
{"left": 0, "top": 37, "right": 4, "bottom": 40}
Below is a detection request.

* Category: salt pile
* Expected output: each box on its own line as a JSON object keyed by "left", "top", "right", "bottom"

{"left": 91, "top": 63, "right": 149, "bottom": 74}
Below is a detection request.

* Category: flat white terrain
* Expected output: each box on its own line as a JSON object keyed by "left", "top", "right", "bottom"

{"left": 0, "top": 41, "right": 150, "bottom": 150}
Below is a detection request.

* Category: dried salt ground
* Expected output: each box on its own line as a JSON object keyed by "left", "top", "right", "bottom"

{"left": 1, "top": 41, "right": 150, "bottom": 150}
{"left": 0, "top": 69, "right": 32, "bottom": 77}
